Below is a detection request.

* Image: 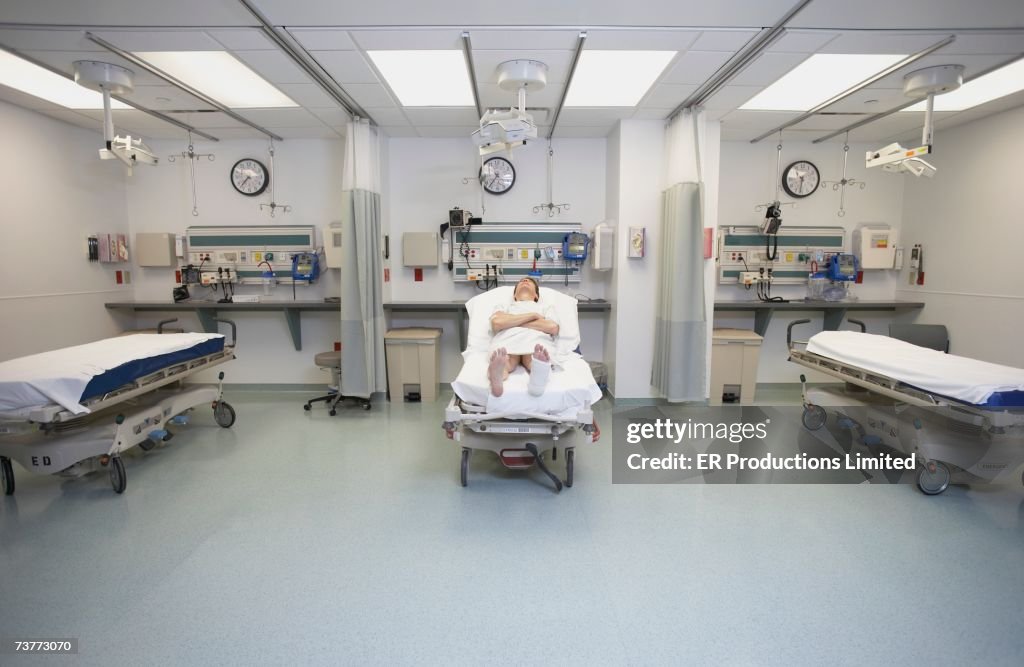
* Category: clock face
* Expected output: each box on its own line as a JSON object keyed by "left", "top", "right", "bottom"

{"left": 782, "top": 160, "right": 820, "bottom": 198}
{"left": 231, "top": 158, "right": 269, "bottom": 196}
{"left": 480, "top": 157, "right": 516, "bottom": 195}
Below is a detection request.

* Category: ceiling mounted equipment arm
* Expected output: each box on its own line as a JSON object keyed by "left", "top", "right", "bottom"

{"left": 0, "top": 43, "right": 219, "bottom": 142}
{"left": 812, "top": 53, "right": 1024, "bottom": 144}
{"left": 236, "top": 0, "right": 374, "bottom": 125}
{"left": 84, "top": 32, "right": 283, "bottom": 142}
{"left": 547, "top": 31, "right": 587, "bottom": 141}
{"left": 749, "top": 35, "right": 955, "bottom": 144}
{"left": 669, "top": 0, "right": 814, "bottom": 120}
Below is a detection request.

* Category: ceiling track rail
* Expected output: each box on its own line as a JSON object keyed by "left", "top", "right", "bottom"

{"left": 750, "top": 34, "right": 956, "bottom": 143}
{"left": 461, "top": 31, "right": 483, "bottom": 119}
{"left": 0, "top": 42, "right": 220, "bottom": 141}
{"left": 84, "top": 32, "right": 282, "bottom": 141}
{"left": 236, "top": 0, "right": 374, "bottom": 124}
{"left": 547, "top": 31, "right": 587, "bottom": 140}
{"left": 811, "top": 52, "right": 1024, "bottom": 143}
{"left": 669, "top": 0, "right": 814, "bottom": 120}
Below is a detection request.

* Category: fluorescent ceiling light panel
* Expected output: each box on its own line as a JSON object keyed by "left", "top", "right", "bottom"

{"left": 135, "top": 51, "right": 297, "bottom": 108}
{"left": 740, "top": 54, "right": 906, "bottom": 111}
{"left": 367, "top": 50, "right": 473, "bottom": 106}
{"left": 0, "top": 50, "right": 129, "bottom": 109}
{"left": 902, "top": 59, "right": 1024, "bottom": 111}
{"left": 565, "top": 50, "right": 677, "bottom": 106}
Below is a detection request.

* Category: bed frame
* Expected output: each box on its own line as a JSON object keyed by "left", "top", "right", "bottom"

{"left": 0, "top": 319, "right": 238, "bottom": 496}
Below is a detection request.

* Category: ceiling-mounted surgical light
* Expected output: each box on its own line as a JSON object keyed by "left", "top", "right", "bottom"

{"left": 73, "top": 60, "right": 158, "bottom": 172}
{"left": 471, "top": 60, "right": 547, "bottom": 157}
{"left": 866, "top": 65, "right": 963, "bottom": 178}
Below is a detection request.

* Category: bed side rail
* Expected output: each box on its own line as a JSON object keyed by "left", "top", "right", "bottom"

{"left": 156, "top": 317, "right": 236, "bottom": 347}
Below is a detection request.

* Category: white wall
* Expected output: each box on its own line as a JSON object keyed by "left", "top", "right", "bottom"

{"left": 125, "top": 138, "right": 345, "bottom": 384}
{"left": 898, "top": 106, "right": 1024, "bottom": 368}
{"left": 383, "top": 137, "right": 609, "bottom": 381}
{"left": 714, "top": 139, "right": 907, "bottom": 382}
{"left": 0, "top": 100, "right": 132, "bottom": 360}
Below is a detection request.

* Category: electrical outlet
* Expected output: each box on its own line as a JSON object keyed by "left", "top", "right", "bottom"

{"left": 740, "top": 271, "right": 761, "bottom": 286}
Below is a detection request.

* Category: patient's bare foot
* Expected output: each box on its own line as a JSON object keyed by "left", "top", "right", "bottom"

{"left": 533, "top": 344, "right": 550, "bottom": 363}
{"left": 488, "top": 348, "right": 508, "bottom": 397}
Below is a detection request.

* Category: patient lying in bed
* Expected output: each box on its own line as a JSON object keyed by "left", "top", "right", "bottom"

{"left": 487, "top": 277, "right": 559, "bottom": 398}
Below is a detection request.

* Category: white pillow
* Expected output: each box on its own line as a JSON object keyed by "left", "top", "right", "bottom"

{"left": 463, "top": 285, "right": 581, "bottom": 356}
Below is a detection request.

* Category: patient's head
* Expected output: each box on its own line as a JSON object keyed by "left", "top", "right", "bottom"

{"left": 514, "top": 277, "right": 539, "bottom": 302}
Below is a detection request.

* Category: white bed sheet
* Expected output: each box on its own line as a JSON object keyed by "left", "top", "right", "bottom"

{"left": 0, "top": 333, "right": 224, "bottom": 417}
{"left": 805, "top": 331, "right": 1024, "bottom": 405}
{"left": 452, "top": 351, "right": 601, "bottom": 418}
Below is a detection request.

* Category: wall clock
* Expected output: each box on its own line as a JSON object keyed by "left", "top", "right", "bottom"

{"left": 479, "top": 156, "right": 516, "bottom": 195}
{"left": 781, "top": 160, "right": 820, "bottom": 198}
{"left": 231, "top": 158, "right": 269, "bottom": 196}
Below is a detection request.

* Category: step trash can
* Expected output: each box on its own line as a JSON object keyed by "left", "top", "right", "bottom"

{"left": 709, "top": 328, "right": 763, "bottom": 405}
{"left": 384, "top": 327, "right": 443, "bottom": 402}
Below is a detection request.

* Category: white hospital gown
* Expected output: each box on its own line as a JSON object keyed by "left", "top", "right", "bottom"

{"left": 489, "top": 300, "right": 558, "bottom": 356}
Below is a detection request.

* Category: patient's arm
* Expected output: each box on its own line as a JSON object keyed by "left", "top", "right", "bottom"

{"left": 522, "top": 317, "right": 560, "bottom": 337}
{"left": 490, "top": 310, "right": 540, "bottom": 333}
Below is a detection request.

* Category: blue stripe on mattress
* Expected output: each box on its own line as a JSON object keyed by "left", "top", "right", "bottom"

{"left": 976, "top": 390, "right": 1024, "bottom": 408}
{"left": 80, "top": 337, "right": 225, "bottom": 401}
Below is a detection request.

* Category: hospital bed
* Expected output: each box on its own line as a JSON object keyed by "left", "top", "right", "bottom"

{"left": 442, "top": 287, "right": 601, "bottom": 492}
{"left": 787, "top": 320, "right": 1024, "bottom": 494}
{"left": 0, "top": 319, "right": 237, "bottom": 495}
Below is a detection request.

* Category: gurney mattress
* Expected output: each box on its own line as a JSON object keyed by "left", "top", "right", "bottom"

{"left": 0, "top": 333, "right": 225, "bottom": 417}
{"left": 806, "top": 331, "right": 1024, "bottom": 407}
{"left": 452, "top": 352, "right": 601, "bottom": 418}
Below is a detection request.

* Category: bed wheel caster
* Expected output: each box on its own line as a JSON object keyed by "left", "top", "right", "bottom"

{"left": 363, "top": 402, "right": 371, "bottom": 411}
{"left": 460, "top": 448, "right": 470, "bottom": 487}
{"left": 802, "top": 405, "right": 827, "bottom": 431}
{"left": 214, "top": 401, "right": 236, "bottom": 428}
{"left": 109, "top": 456, "right": 127, "bottom": 494}
{"left": 917, "top": 461, "right": 950, "bottom": 496}
{"left": 565, "top": 449, "right": 574, "bottom": 488}
{"left": 1, "top": 456, "right": 14, "bottom": 496}
{"left": 303, "top": 403, "right": 312, "bottom": 411}
{"left": 329, "top": 409, "right": 337, "bottom": 416}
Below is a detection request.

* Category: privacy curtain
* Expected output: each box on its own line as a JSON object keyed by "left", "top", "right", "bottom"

{"left": 340, "top": 119, "right": 386, "bottom": 397}
{"left": 652, "top": 110, "right": 708, "bottom": 402}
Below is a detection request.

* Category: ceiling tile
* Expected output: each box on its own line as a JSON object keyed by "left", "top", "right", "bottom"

{"left": 819, "top": 33, "right": 946, "bottom": 54}
{"left": 660, "top": 51, "right": 733, "bottom": 85}
{"left": 691, "top": 30, "right": 759, "bottom": 51}
{"left": 236, "top": 108, "right": 325, "bottom": 128}
{"left": 349, "top": 30, "right": 463, "bottom": 51}
{"left": 472, "top": 51, "right": 573, "bottom": 84}
{"left": 380, "top": 126, "right": 420, "bottom": 138}
{"left": 286, "top": 29, "right": 357, "bottom": 51}
{"left": 0, "top": 29, "right": 104, "bottom": 52}
{"left": 556, "top": 108, "right": 636, "bottom": 126}
{"left": 21, "top": 50, "right": 168, "bottom": 87}
{"left": 123, "top": 85, "right": 217, "bottom": 111}
{"left": 359, "top": 107, "right": 408, "bottom": 126}
{"left": 175, "top": 111, "right": 251, "bottom": 129}
{"left": 90, "top": 30, "right": 224, "bottom": 51}
{"left": 269, "top": 126, "right": 343, "bottom": 139}
{"left": 274, "top": 83, "right": 338, "bottom": 108}
{"left": 343, "top": 83, "right": 398, "bottom": 108}
{"left": 766, "top": 30, "right": 839, "bottom": 53}
{"left": 402, "top": 108, "right": 480, "bottom": 126}
{"left": 205, "top": 29, "right": 275, "bottom": 51}
{"left": 467, "top": 30, "right": 580, "bottom": 50}
{"left": 632, "top": 107, "right": 673, "bottom": 120}
{"left": 582, "top": 30, "right": 700, "bottom": 51}
{"left": 867, "top": 54, "right": 1021, "bottom": 90}
{"left": 309, "top": 50, "right": 381, "bottom": 84}
{"left": 231, "top": 50, "right": 309, "bottom": 85}
{"left": 730, "top": 52, "right": 810, "bottom": 86}
{"left": 308, "top": 107, "right": 354, "bottom": 126}
{"left": 943, "top": 33, "right": 1024, "bottom": 55}
{"left": 701, "top": 85, "right": 762, "bottom": 110}
{"left": 641, "top": 83, "right": 697, "bottom": 108}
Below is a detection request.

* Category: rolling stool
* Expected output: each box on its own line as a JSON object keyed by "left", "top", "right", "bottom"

{"left": 303, "top": 350, "right": 371, "bottom": 414}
